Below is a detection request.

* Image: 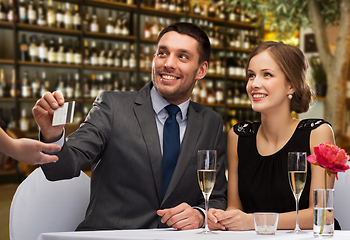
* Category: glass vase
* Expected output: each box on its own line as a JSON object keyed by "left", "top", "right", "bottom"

{"left": 313, "top": 189, "right": 334, "bottom": 238}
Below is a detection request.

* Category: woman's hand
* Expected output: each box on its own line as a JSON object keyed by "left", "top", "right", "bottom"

{"left": 208, "top": 208, "right": 226, "bottom": 230}
{"left": 214, "top": 209, "right": 254, "bottom": 231}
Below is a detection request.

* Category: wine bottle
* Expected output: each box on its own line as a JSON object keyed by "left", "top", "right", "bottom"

{"left": 56, "top": 2, "right": 64, "bottom": 28}
{"left": 65, "top": 39, "right": 74, "bottom": 64}
{"left": 83, "top": 74, "right": 90, "bottom": 98}
{"left": 90, "top": 74, "right": 98, "bottom": 98}
{"left": 0, "top": 69, "right": 8, "bottom": 97}
{"left": 143, "top": 16, "right": 151, "bottom": 39}
{"left": 73, "top": 73, "right": 81, "bottom": 98}
{"left": 19, "top": 34, "right": 29, "bottom": 61}
{"left": 6, "top": 0, "right": 16, "bottom": 22}
{"left": 31, "top": 71, "right": 41, "bottom": 98}
{"left": 98, "top": 42, "right": 106, "bottom": 66}
{"left": 216, "top": 82, "right": 224, "bottom": 104}
{"left": 193, "top": 0, "right": 202, "bottom": 15}
{"left": 46, "top": 0, "right": 56, "bottom": 27}
{"left": 37, "top": 0, "right": 46, "bottom": 26}
{"left": 47, "top": 37, "right": 57, "bottom": 63}
{"left": 105, "top": 72, "right": 113, "bottom": 91}
{"left": 73, "top": 4, "right": 81, "bottom": 30}
{"left": 0, "top": 0, "right": 6, "bottom": 21}
{"left": 18, "top": 0, "right": 27, "bottom": 23}
{"left": 161, "top": 0, "right": 168, "bottom": 10}
{"left": 169, "top": 0, "right": 176, "bottom": 11}
{"left": 82, "top": 7, "right": 90, "bottom": 32}
{"left": 120, "top": 14, "right": 129, "bottom": 36}
{"left": 56, "top": 37, "right": 66, "bottom": 64}
{"left": 208, "top": 3, "right": 216, "bottom": 18}
{"left": 56, "top": 73, "right": 65, "bottom": 93}
{"left": 106, "top": 10, "right": 114, "bottom": 34}
{"left": 27, "top": 0, "right": 36, "bottom": 25}
{"left": 19, "top": 108, "right": 30, "bottom": 132}
{"left": 89, "top": 41, "right": 98, "bottom": 66}
{"left": 121, "top": 44, "right": 129, "bottom": 68}
{"left": 65, "top": 73, "right": 74, "bottom": 98}
{"left": 10, "top": 69, "right": 20, "bottom": 97}
{"left": 21, "top": 71, "right": 31, "bottom": 98}
{"left": 40, "top": 71, "right": 49, "bottom": 96}
{"left": 74, "top": 40, "right": 81, "bottom": 65}
{"left": 64, "top": 2, "right": 73, "bottom": 29}
{"left": 90, "top": 8, "right": 99, "bottom": 32}
{"left": 106, "top": 43, "right": 114, "bottom": 67}
{"left": 114, "top": 12, "right": 121, "bottom": 35}
{"left": 151, "top": 17, "right": 159, "bottom": 40}
{"left": 38, "top": 36, "right": 48, "bottom": 63}
{"left": 29, "top": 35, "right": 39, "bottom": 62}
{"left": 129, "top": 44, "right": 136, "bottom": 69}
{"left": 83, "top": 40, "right": 90, "bottom": 65}
{"left": 113, "top": 43, "right": 121, "bottom": 67}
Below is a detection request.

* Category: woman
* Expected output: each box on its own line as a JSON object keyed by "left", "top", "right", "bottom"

{"left": 209, "top": 41, "right": 335, "bottom": 231}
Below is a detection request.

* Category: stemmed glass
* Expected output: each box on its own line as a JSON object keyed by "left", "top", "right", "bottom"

{"left": 197, "top": 150, "right": 217, "bottom": 234}
{"left": 287, "top": 152, "right": 308, "bottom": 234}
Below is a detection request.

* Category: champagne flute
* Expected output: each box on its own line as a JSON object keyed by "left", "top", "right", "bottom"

{"left": 287, "top": 152, "right": 307, "bottom": 234}
{"left": 197, "top": 150, "right": 217, "bottom": 234}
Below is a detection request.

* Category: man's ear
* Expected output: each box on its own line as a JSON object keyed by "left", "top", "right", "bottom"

{"left": 195, "top": 61, "right": 208, "bottom": 80}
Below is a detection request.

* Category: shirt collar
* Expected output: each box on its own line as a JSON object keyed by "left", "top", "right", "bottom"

{"left": 150, "top": 86, "right": 190, "bottom": 121}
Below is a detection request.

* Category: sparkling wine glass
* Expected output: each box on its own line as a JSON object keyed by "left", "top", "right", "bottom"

{"left": 287, "top": 152, "right": 308, "bottom": 234}
{"left": 197, "top": 150, "right": 217, "bottom": 234}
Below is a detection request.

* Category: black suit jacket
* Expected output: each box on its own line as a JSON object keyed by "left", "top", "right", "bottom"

{"left": 41, "top": 82, "right": 227, "bottom": 230}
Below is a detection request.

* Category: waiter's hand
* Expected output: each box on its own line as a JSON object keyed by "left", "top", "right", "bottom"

{"left": 157, "top": 202, "right": 204, "bottom": 230}
{"left": 32, "top": 91, "right": 65, "bottom": 143}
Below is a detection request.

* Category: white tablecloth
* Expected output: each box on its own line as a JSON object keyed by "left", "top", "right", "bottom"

{"left": 37, "top": 228, "right": 350, "bottom": 240}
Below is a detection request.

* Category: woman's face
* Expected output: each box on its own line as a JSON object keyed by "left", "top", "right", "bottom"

{"left": 246, "top": 50, "right": 293, "bottom": 114}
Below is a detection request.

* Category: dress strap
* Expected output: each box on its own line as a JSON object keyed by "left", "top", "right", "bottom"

{"left": 297, "top": 119, "right": 331, "bottom": 130}
{"left": 233, "top": 122, "right": 260, "bottom": 136}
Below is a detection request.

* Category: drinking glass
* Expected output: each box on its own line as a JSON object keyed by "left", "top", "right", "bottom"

{"left": 287, "top": 152, "right": 308, "bottom": 234}
{"left": 197, "top": 150, "right": 217, "bottom": 234}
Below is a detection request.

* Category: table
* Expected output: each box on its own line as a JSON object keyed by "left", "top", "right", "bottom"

{"left": 38, "top": 228, "right": 350, "bottom": 240}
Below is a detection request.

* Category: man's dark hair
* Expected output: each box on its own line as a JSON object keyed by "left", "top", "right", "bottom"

{"left": 157, "top": 22, "right": 211, "bottom": 64}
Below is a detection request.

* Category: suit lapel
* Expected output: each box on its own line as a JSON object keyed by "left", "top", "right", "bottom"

{"left": 162, "top": 102, "right": 203, "bottom": 203}
{"left": 134, "top": 84, "right": 163, "bottom": 203}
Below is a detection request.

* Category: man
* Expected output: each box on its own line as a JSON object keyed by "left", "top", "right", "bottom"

{"left": 32, "top": 22, "right": 227, "bottom": 231}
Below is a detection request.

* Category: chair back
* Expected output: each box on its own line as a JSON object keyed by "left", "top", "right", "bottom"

{"left": 9, "top": 167, "right": 90, "bottom": 240}
{"left": 334, "top": 161, "right": 350, "bottom": 230}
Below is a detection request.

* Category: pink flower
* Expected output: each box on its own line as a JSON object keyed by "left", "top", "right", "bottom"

{"left": 307, "top": 142, "right": 350, "bottom": 180}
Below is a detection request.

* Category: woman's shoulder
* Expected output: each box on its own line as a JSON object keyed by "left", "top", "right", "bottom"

{"left": 233, "top": 121, "right": 261, "bottom": 136}
{"left": 297, "top": 118, "right": 331, "bottom": 131}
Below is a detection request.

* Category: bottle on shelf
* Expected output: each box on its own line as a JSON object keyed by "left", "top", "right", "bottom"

{"left": 10, "top": 69, "right": 20, "bottom": 97}
{"left": 193, "top": 0, "right": 202, "bottom": 16}
{"left": 216, "top": 81, "right": 224, "bottom": 104}
{"left": 82, "top": 7, "right": 90, "bottom": 32}
{"left": 19, "top": 109, "right": 30, "bottom": 132}
{"left": 56, "top": 73, "right": 65, "bottom": 94}
{"left": 83, "top": 40, "right": 90, "bottom": 65}
{"left": 90, "top": 74, "right": 98, "bottom": 98}
{"left": 21, "top": 71, "right": 31, "bottom": 98}
{"left": 47, "top": 37, "right": 57, "bottom": 63}
{"left": 106, "top": 43, "right": 114, "bottom": 67}
{"left": 90, "top": 40, "right": 98, "bottom": 66}
{"left": 106, "top": 10, "right": 114, "bottom": 34}
{"left": 161, "top": 0, "right": 169, "bottom": 11}
{"left": 56, "top": 37, "right": 66, "bottom": 64}
{"left": 90, "top": 8, "right": 99, "bottom": 32}
{"left": 151, "top": 17, "right": 159, "bottom": 40}
{"left": 105, "top": 72, "right": 113, "bottom": 91}
{"left": 64, "top": 2, "right": 73, "bottom": 30}
{"left": 206, "top": 81, "right": 215, "bottom": 104}
{"left": 7, "top": 0, "right": 17, "bottom": 22}
{"left": 19, "top": 34, "right": 29, "bottom": 61}
{"left": 56, "top": 2, "right": 64, "bottom": 28}
{"left": 120, "top": 13, "right": 129, "bottom": 36}
{"left": 31, "top": 71, "right": 41, "bottom": 98}
{"left": 143, "top": 16, "right": 151, "bottom": 39}
{"left": 144, "top": 46, "right": 152, "bottom": 69}
{"left": 65, "top": 73, "right": 74, "bottom": 98}
{"left": 38, "top": 36, "right": 48, "bottom": 63}
{"left": 114, "top": 43, "right": 121, "bottom": 67}
{"left": 27, "top": 0, "right": 36, "bottom": 24}
{"left": 18, "top": 0, "right": 27, "bottom": 23}
{"left": 200, "top": 80, "right": 207, "bottom": 104}
{"left": 37, "top": 0, "right": 46, "bottom": 26}
{"left": 73, "top": 4, "right": 81, "bottom": 30}
{"left": 74, "top": 39, "right": 81, "bottom": 65}
{"left": 129, "top": 44, "right": 136, "bottom": 69}
{"left": 154, "top": 0, "right": 161, "bottom": 10}
{"left": 0, "top": 69, "right": 8, "bottom": 97}
{"left": 46, "top": 0, "right": 56, "bottom": 27}
{"left": 191, "top": 80, "right": 200, "bottom": 102}
{"left": 29, "top": 35, "right": 39, "bottom": 62}
{"left": 98, "top": 42, "right": 106, "bottom": 66}
{"left": 0, "top": 0, "right": 7, "bottom": 21}
{"left": 40, "top": 71, "right": 49, "bottom": 96}
{"left": 169, "top": 0, "right": 176, "bottom": 11}
{"left": 121, "top": 44, "right": 129, "bottom": 68}
{"left": 208, "top": 2, "right": 216, "bottom": 18}
{"left": 83, "top": 74, "right": 90, "bottom": 98}
{"left": 73, "top": 73, "right": 81, "bottom": 98}
{"left": 65, "top": 39, "right": 74, "bottom": 64}
{"left": 232, "top": 81, "right": 240, "bottom": 104}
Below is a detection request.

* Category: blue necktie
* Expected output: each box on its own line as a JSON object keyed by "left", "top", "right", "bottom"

{"left": 162, "top": 104, "right": 180, "bottom": 198}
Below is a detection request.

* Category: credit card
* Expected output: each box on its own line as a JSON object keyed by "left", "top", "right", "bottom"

{"left": 52, "top": 101, "right": 75, "bottom": 126}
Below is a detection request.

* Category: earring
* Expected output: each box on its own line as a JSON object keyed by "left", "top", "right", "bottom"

{"left": 288, "top": 94, "right": 293, "bottom": 100}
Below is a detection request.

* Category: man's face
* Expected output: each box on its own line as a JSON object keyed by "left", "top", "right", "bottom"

{"left": 152, "top": 31, "right": 208, "bottom": 105}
